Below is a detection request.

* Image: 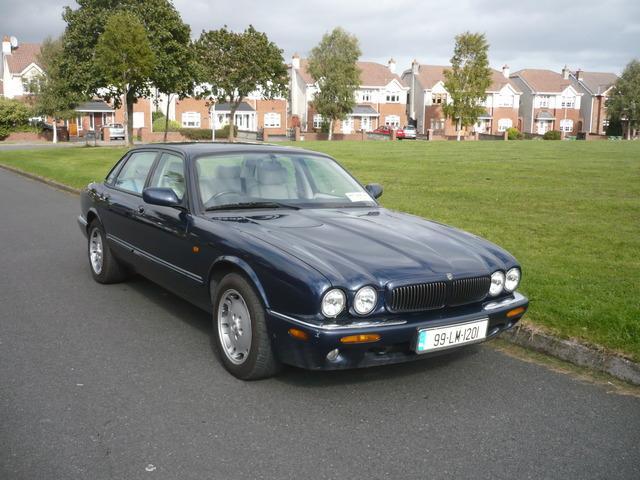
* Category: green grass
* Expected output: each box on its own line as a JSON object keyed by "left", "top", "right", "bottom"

{"left": 1, "top": 141, "right": 638, "bottom": 360}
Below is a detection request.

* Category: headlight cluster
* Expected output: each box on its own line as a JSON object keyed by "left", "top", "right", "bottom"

{"left": 321, "top": 286, "right": 378, "bottom": 317}
{"left": 489, "top": 268, "right": 521, "bottom": 296}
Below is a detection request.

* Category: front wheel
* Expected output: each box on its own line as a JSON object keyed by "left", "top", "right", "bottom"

{"left": 212, "top": 273, "right": 281, "bottom": 380}
{"left": 87, "top": 221, "right": 128, "bottom": 284}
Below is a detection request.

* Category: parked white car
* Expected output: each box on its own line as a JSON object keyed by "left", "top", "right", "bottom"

{"left": 403, "top": 125, "right": 417, "bottom": 139}
{"left": 104, "top": 123, "right": 125, "bottom": 140}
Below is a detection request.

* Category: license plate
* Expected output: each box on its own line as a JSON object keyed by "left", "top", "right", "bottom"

{"left": 415, "top": 318, "right": 489, "bottom": 354}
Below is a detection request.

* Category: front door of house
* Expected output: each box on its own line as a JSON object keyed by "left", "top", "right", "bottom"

{"left": 361, "top": 116, "right": 371, "bottom": 132}
{"left": 537, "top": 120, "right": 551, "bottom": 135}
{"left": 342, "top": 117, "right": 354, "bottom": 134}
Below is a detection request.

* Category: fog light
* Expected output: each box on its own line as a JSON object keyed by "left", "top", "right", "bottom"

{"left": 288, "top": 328, "right": 309, "bottom": 341}
{"left": 506, "top": 306, "right": 527, "bottom": 318}
{"left": 326, "top": 348, "right": 340, "bottom": 362}
{"left": 340, "top": 333, "right": 381, "bottom": 344}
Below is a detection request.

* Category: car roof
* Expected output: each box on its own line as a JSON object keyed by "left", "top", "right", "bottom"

{"left": 128, "top": 142, "right": 328, "bottom": 159}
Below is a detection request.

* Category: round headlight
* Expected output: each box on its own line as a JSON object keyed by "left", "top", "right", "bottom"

{"left": 353, "top": 286, "right": 377, "bottom": 315}
{"left": 489, "top": 271, "right": 505, "bottom": 296}
{"left": 504, "top": 268, "right": 521, "bottom": 292}
{"left": 321, "top": 289, "right": 346, "bottom": 318}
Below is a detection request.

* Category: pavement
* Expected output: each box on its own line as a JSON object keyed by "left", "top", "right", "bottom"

{"left": 1, "top": 168, "right": 639, "bottom": 480}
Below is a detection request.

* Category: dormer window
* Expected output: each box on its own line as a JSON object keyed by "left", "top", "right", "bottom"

{"left": 538, "top": 95, "right": 551, "bottom": 108}
{"left": 386, "top": 94, "right": 400, "bottom": 103}
{"left": 561, "top": 96, "right": 575, "bottom": 108}
{"left": 359, "top": 90, "right": 372, "bottom": 102}
{"left": 432, "top": 93, "right": 447, "bottom": 104}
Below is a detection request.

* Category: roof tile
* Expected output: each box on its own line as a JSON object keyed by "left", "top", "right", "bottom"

{"left": 5, "top": 43, "right": 42, "bottom": 74}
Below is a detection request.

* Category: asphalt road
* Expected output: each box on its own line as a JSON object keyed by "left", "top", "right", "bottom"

{"left": 1, "top": 168, "right": 639, "bottom": 480}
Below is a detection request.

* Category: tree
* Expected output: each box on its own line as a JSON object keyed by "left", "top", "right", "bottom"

{"left": 195, "top": 25, "right": 288, "bottom": 142}
{"left": 60, "top": 0, "right": 195, "bottom": 144}
{"left": 307, "top": 27, "right": 361, "bottom": 140}
{"left": 607, "top": 59, "right": 640, "bottom": 140}
{"left": 30, "top": 37, "right": 82, "bottom": 143}
{"left": 443, "top": 32, "right": 492, "bottom": 141}
{"left": 95, "top": 11, "right": 155, "bottom": 145}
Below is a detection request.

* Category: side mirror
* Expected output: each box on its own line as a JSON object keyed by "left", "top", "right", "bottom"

{"left": 142, "top": 187, "right": 181, "bottom": 208}
{"left": 365, "top": 183, "right": 383, "bottom": 199}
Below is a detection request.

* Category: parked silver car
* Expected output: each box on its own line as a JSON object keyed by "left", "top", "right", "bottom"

{"left": 104, "top": 123, "right": 125, "bottom": 140}
{"left": 403, "top": 125, "right": 417, "bottom": 139}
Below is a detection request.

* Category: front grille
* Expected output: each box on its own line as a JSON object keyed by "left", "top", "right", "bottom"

{"left": 387, "top": 275, "right": 490, "bottom": 313}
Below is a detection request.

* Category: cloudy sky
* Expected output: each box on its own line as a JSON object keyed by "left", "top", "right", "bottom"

{"left": 1, "top": 0, "right": 638, "bottom": 74}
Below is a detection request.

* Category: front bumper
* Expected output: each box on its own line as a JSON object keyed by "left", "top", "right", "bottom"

{"left": 267, "top": 292, "right": 528, "bottom": 370}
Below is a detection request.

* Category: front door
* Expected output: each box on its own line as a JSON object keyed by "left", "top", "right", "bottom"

{"left": 342, "top": 117, "right": 354, "bottom": 134}
{"left": 537, "top": 120, "right": 551, "bottom": 134}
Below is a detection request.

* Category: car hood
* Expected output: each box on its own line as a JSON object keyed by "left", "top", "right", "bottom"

{"left": 209, "top": 208, "right": 517, "bottom": 288}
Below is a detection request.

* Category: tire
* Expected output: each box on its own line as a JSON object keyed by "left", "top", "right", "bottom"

{"left": 212, "top": 273, "right": 281, "bottom": 380}
{"left": 87, "top": 221, "right": 128, "bottom": 284}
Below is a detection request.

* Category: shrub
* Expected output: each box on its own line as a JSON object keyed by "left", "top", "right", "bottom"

{"left": 152, "top": 110, "right": 165, "bottom": 122}
{"left": 0, "top": 98, "right": 33, "bottom": 140}
{"left": 506, "top": 127, "right": 523, "bottom": 140}
{"left": 179, "top": 124, "right": 238, "bottom": 141}
{"left": 152, "top": 115, "right": 181, "bottom": 132}
{"left": 543, "top": 130, "right": 562, "bottom": 140}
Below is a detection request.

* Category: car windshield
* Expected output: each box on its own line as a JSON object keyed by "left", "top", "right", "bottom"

{"left": 195, "top": 152, "right": 377, "bottom": 210}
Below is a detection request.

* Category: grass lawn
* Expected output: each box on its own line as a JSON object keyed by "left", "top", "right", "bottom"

{"left": 1, "top": 141, "right": 639, "bottom": 360}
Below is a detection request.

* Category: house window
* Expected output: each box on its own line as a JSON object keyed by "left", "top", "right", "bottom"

{"left": 88, "top": 114, "right": 95, "bottom": 131}
{"left": 385, "top": 94, "right": 400, "bottom": 103}
{"left": 538, "top": 95, "right": 551, "bottom": 108}
{"left": 498, "top": 95, "right": 514, "bottom": 108}
{"left": 560, "top": 119, "right": 573, "bottom": 132}
{"left": 498, "top": 118, "right": 513, "bottom": 132}
{"left": 181, "top": 112, "right": 201, "bottom": 128}
{"left": 359, "top": 90, "right": 372, "bottom": 102}
{"left": 313, "top": 114, "right": 324, "bottom": 129}
{"left": 263, "top": 112, "right": 281, "bottom": 128}
{"left": 561, "top": 97, "right": 575, "bottom": 108}
{"left": 432, "top": 93, "right": 447, "bottom": 104}
{"left": 430, "top": 119, "right": 445, "bottom": 131}
{"left": 76, "top": 116, "right": 83, "bottom": 131}
{"left": 385, "top": 115, "right": 400, "bottom": 127}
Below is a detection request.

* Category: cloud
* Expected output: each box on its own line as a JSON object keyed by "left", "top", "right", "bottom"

{"left": 1, "top": 0, "right": 638, "bottom": 73}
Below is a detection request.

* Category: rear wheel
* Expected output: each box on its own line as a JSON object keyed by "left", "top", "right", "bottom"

{"left": 87, "top": 221, "right": 128, "bottom": 284}
{"left": 212, "top": 273, "right": 281, "bottom": 380}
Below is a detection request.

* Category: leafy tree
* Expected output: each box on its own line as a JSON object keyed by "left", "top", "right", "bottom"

{"left": 307, "top": 27, "right": 361, "bottom": 140}
{"left": 95, "top": 11, "right": 155, "bottom": 145}
{"left": 0, "top": 99, "right": 33, "bottom": 140}
{"left": 61, "top": 0, "right": 195, "bottom": 143}
{"left": 607, "top": 59, "right": 640, "bottom": 139}
{"left": 443, "top": 32, "right": 492, "bottom": 141}
{"left": 195, "top": 25, "right": 288, "bottom": 142}
{"left": 29, "top": 37, "right": 82, "bottom": 143}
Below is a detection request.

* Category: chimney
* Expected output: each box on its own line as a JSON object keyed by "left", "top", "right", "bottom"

{"left": 576, "top": 69, "right": 583, "bottom": 81}
{"left": 502, "top": 64, "right": 510, "bottom": 79}
{"left": 2, "top": 35, "right": 11, "bottom": 56}
{"left": 411, "top": 59, "right": 419, "bottom": 75}
{"left": 387, "top": 57, "right": 396, "bottom": 74}
{"left": 291, "top": 53, "right": 300, "bottom": 70}
{"left": 562, "top": 65, "right": 569, "bottom": 80}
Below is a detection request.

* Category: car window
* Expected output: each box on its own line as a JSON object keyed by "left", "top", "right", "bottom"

{"left": 148, "top": 153, "right": 186, "bottom": 201}
{"left": 113, "top": 151, "right": 157, "bottom": 194}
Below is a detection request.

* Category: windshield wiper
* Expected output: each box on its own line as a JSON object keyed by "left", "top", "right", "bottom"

{"left": 205, "top": 201, "right": 300, "bottom": 211}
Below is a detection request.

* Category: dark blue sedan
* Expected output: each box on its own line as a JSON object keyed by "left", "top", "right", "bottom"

{"left": 78, "top": 143, "right": 528, "bottom": 379}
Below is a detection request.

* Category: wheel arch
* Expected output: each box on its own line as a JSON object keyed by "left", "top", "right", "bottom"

{"left": 85, "top": 208, "right": 101, "bottom": 232}
{"left": 208, "top": 256, "right": 270, "bottom": 310}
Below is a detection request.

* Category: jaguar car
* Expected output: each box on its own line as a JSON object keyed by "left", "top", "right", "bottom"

{"left": 78, "top": 143, "right": 528, "bottom": 380}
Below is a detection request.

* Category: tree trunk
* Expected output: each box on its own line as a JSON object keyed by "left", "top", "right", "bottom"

{"left": 456, "top": 118, "right": 462, "bottom": 141}
{"left": 163, "top": 94, "right": 172, "bottom": 142}
{"left": 328, "top": 119, "right": 333, "bottom": 141}
{"left": 52, "top": 118, "right": 58, "bottom": 144}
{"left": 125, "top": 90, "right": 135, "bottom": 147}
{"left": 228, "top": 104, "right": 238, "bottom": 143}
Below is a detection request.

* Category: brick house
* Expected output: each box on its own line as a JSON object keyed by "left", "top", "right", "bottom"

{"left": 569, "top": 70, "right": 618, "bottom": 135}
{"left": 510, "top": 67, "right": 584, "bottom": 135}
{"left": 1, "top": 35, "right": 42, "bottom": 99}
{"left": 289, "top": 55, "right": 409, "bottom": 134}
{"left": 69, "top": 100, "right": 115, "bottom": 137}
{"left": 401, "top": 61, "right": 522, "bottom": 136}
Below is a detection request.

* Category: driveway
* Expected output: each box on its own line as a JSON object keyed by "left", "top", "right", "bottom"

{"left": 1, "top": 168, "right": 639, "bottom": 480}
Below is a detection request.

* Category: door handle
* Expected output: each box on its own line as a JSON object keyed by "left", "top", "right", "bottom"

{"left": 137, "top": 206, "right": 145, "bottom": 214}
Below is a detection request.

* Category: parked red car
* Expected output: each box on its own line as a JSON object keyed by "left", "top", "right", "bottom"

{"left": 373, "top": 125, "right": 405, "bottom": 139}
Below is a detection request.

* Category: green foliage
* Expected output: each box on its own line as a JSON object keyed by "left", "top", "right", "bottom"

{"left": 605, "top": 118, "right": 623, "bottom": 136}
{"left": 307, "top": 27, "right": 361, "bottom": 140}
{"left": 0, "top": 99, "right": 33, "bottom": 140}
{"left": 543, "top": 130, "right": 562, "bottom": 140}
{"left": 507, "top": 127, "right": 523, "bottom": 140}
{"left": 443, "top": 32, "right": 492, "bottom": 138}
{"left": 152, "top": 110, "right": 165, "bottom": 122}
{"left": 195, "top": 25, "right": 288, "bottom": 142}
{"left": 607, "top": 59, "right": 640, "bottom": 136}
{"left": 152, "top": 115, "right": 180, "bottom": 132}
{"left": 178, "top": 124, "right": 237, "bottom": 140}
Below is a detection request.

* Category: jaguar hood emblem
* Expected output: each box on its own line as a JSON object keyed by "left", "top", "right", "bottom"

{"left": 446, "top": 273, "right": 454, "bottom": 280}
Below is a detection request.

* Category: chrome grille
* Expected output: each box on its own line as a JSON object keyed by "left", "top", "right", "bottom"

{"left": 387, "top": 275, "right": 490, "bottom": 313}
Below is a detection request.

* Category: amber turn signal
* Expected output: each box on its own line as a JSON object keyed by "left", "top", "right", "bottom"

{"left": 339, "top": 333, "right": 381, "bottom": 344}
{"left": 288, "top": 328, "right": 310, "bottom": 341}
{"left": 506, "top": 306, "right": 527, "bottom": 318}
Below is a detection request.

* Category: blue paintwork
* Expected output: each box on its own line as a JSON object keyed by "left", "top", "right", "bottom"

{"left": 79, "top": 143, "right": 529, "bottom": 370}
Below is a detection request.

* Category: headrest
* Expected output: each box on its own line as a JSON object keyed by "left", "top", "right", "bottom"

{"left": 256, "top": 162, "right": 286, "bottom": 185}
{"left": 216, "top": 165, "right": 241, "bottom": 179}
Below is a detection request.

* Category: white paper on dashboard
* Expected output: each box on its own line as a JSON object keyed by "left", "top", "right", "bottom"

{"left": 345, "top": 192, "right": 371, "bottom": 202}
